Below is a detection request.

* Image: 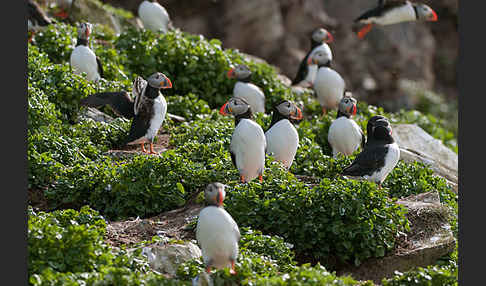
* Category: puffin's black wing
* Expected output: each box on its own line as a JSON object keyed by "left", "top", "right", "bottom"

{"left": 123, "top": 112, "right": 152, "bottom": 145}
{"left": 291, "top": 52, "right": 311, "bottom": 85}
{"left": 96, "top": 56, "right": 104, "bottom": 78}
{"left": 341, "top": 145, "right": 389, "bottom": 177}
{"left": 80, "top": 91, "right": 135, "bottom": 119}
{"left": 354, "top": 0, "right": 407, "bottom": 22}
{"left": 28, "top": 0, "right": 52, "bottom": 26}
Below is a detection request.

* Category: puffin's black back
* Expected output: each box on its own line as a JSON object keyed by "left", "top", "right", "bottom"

{"left": 355, "top": 0, "right": 409, "bottom": 22}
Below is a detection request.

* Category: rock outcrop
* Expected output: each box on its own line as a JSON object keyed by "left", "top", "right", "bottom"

{"left": 142, "top": 241, "right": 202, "bottom": 276}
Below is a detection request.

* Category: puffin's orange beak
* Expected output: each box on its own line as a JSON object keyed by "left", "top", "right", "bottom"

{"left": 325, "top": 32, "right": 334, "bottom": 43}
{"left": 291, "top": 107, "right": 303, "bottom": 120}
{"left": 352, "top": 104, "right": 357, "bottom": 116}
{"left": 307, "top": 57, "right": 315, "bottom": 65}
{"left": 227, "top": 68, "right": 235, "bottom": 78}
{"left": 160, "top": 76, "right": 172, "bottom": 89}
{"left": 219, "top": 102, "right": 229, "bottom": 115}
{"left": 217, "top": 190, "right": 224, "bottom": 207}
{"left": 429, "top": 9, "right": 438, "bottom": 21}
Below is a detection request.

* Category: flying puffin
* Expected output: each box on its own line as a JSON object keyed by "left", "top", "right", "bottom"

{"left": 341, "top": 116, "right": 400, "bottom": 188}
{"left": 227, "top": 64, "right": 266, "bottom": 113}
{"left": 196, "top": 183, "right": 240, "bottom": 275}
{"left": 70, "top": 23, "right": 104, "bottom": 82}
{"left": 219, "top": 97, "right": 267, "bottom": 183}
{"left": 327, "top": 92, "right": 365, "bottom": 158}
{"left": 292, "top": 27, "right": 334, "bottom": 88}
{"left": 265, "top": 100, "right": 303, "bottom": 169}
{"left": 80, "top": 72, "right": 172, "bottom": 154}
{"left": 308, "top": 51, "right": 346, "bottom": 114}
{"left": 138, "top": 0, "right": 172, "bottom": 33}
{"left": 354, "top": 0, "right": 438, "bottom": 39}
{"left": 28, "top": 0, "right": 52, "bottom": 43}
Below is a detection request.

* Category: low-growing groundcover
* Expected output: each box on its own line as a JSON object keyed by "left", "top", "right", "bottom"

{"left": 28, "top": 19, "right": 457, "bottom": 285}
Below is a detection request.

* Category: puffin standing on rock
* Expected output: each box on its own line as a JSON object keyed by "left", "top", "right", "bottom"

{"left": 138, "top": 0, "right": 172, "bottom": 33}
{"left": 341, "top": 116, "right": 400, "bottom": 188}
{"left": 196, "top": 183, "right": 240, "bottom": 275}
{"left": 354, "top": 0, "right": 438, "bottom": 39}
{"left": 220, "top": 97, "right": 266, "bottom": 183}
{"left": 309, "top": 51, "right": 346, "bottom": 114}
{"left": 292, "top": 27, "right": 334, "bottom": 88}
{"left": 327, "top": 92, "right": 365, "bottom": 158}
{"left": 80, "top": 72, "right": 172, "bottom": 154}
{"left": 265, "top": 100, "right": 303, "bottom": 169}
{"left": 227, "top": 64, "right": 266, "bottom": 113}
{"left": 70, "top": 23, "right": 104, "bottom": 82}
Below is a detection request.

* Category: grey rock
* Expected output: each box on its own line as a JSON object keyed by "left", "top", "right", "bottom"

{"left": 78, "top": 107, "right": 114, "bottom": 123}
{"left": 143, "top": 242, "right": 203, "bottom": 276}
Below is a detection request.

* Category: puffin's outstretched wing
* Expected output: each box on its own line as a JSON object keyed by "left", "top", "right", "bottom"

{"left": 355, "top": 0, "right": 408, "bottom": 22}
{"left": 28, "top": 0, "right": 52, "bottom": 27}
{"left": 342, "top": 145, "right": 389, "bottom": 177}
{"left": 80, "top": 91, "right": 135, "bottom": 119}
{"left": 96, "top": 56, "right": 104, "bottom": 78}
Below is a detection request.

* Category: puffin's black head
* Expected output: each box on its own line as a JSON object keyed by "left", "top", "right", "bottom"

{"left": 366, "top": 115, "right": 387, "bottom": 136}
{"left": 307, "top": 51, "right": 331, "bottom": 68}
{"left": 311, "top": 28, "right": 334, "bottom": 45}
{"left": 77, "top": 22, "right": 92, "bottom": 41}
{"left": 219, "top": 97, "right": 253, "bottom": 124}
{"left": 147, "top": 72, "right": 172, "bottom": 89}
{"left": 371, "top": 119, "right": 394, "bottom": 143}
{"left": 271, "top": 100, "right": 303, "bottom": 125}
{"left": 204, "top": 182, "right": 227, "bottom": 207}
{"left": 227, "top": 64, "right": 252, "bottom": 82}
{"left": 413, "top": 3, "right": 438, "bottom": 22}
{"left": 337, "top": 91, "right": 357, "bottom": 118}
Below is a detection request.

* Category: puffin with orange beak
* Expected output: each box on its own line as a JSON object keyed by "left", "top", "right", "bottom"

{"left": 265, "top": 100, "right": 303, "bottom": 169}
{"left": 69, "top": 23, "right": 104, "bottom": 82}
{"left": 327, "top": 92, "right": 365, "bottom": 158}
{"left": 292, "top": 27, "right": 334, "bottom": 88}
{"left": 80, "top": 72, "right": 172, "bottom": 155}
{"left": 196, "top": 183, "right": 240, "bottom": 275}
{"left": 227, "top": 64, "right": 266, "bottom": 113}
{"left": 219, "top": 97, "right": 266, "bottom": 183}
{"left": 354, "top": 0, "right": 438, "bottom": 39}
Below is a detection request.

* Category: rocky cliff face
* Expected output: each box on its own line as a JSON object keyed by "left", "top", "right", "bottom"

{"left": 102, "top": 0, "right": 457, "bottom": 112}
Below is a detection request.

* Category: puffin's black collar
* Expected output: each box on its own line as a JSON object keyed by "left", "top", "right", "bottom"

{"left": 413, "top": 5, "right": 419, "bottom": 20}
{"left": 76, "top": 38, "right": 88, "bottom": 47}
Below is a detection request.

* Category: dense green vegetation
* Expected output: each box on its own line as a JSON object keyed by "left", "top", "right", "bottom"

{"left": 28, "top": 20, "right": 458, "bottom": 285}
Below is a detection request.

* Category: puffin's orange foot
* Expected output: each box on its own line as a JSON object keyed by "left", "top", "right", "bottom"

{"left": 258, "top": 175, "right": 263, "bottom": 183}
{"left": 357, "top": 23, "right": 373, "bottom": 39}
{"left": 240, "top": 175, "right": 246, "bottom": 183}
{"left": 322, "top": 107, "right": 327, "bottom": 115}
{"left": 140, "top": 143, "right": 149, "bottom": 153}
{"left": 148, "top": 143, "right": 159, "bottom": 155}
{"left": 230, "top": 261, "right": 237, "bottom": 275}
{"left": 205, "top": 266, "right": 212, "bottom": 274}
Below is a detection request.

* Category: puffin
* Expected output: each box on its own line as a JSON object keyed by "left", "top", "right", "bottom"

{"left": 219, "top": 97, "right": 266, "bottom": 183}
{"left": 138, "top": 0, "right": 172, "bottom": 33}
{"left": 227, "top": 64, "right": 266, "bottom": 113}
{"left": 265, "top": 100, "right": 303, "bottom": 169}
{"left": 28, "top": 0, "right": 52, "bottom": 42}
{"left": 327, "top": 92, "right": 365, "bottom": 158}
{"left": 196, "top": 183, "right": 240, "bottom": 275}
{"left": 292, "top": 27, "right": 334, "bottom": 88}
{"left": 308, "top": 51, "right": 346, "bottom": 114}
{"left": 354, "top": 0, "right": 438, "bottom": 39}
{"left": 70, "top": 22, "right": 104, "bottom": 82}
{"left": 341, "top": 116, "right": 400, "bottom": 188}
{"left": 80, "top": 72, "right": 172, "bottom": 154}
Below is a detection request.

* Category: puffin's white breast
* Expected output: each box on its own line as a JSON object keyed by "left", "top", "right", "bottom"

{"left": 145, "top": 95, "right": 167, "bottom": 141}
{"left": 328, "top": 117, "right": 363, "bottom": 157}
{"left": 196, "top": 206, "right": 240, "bottom": 269}
{"left": 365, "top": 142, "right": 400, "bottom": 183}
{"left": 138, "top": 0, "right": 170, "bottom": 33}
{"left": 265, "top": 119, "right": 299, "bottom": 168}
{"left": 230, "top": 119, "right": 266, "bottom": 181}
{"left": 70, "top": 45, "right": 100, "bottom": 81}
{"left": 314, "top": 67, "right": 345, "bottom": 110}
{"left": 365, "top": 2, "right": 416, "bottom": 25}
{"left": 233, "top": 82, "right": 265, "bottom": 113}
